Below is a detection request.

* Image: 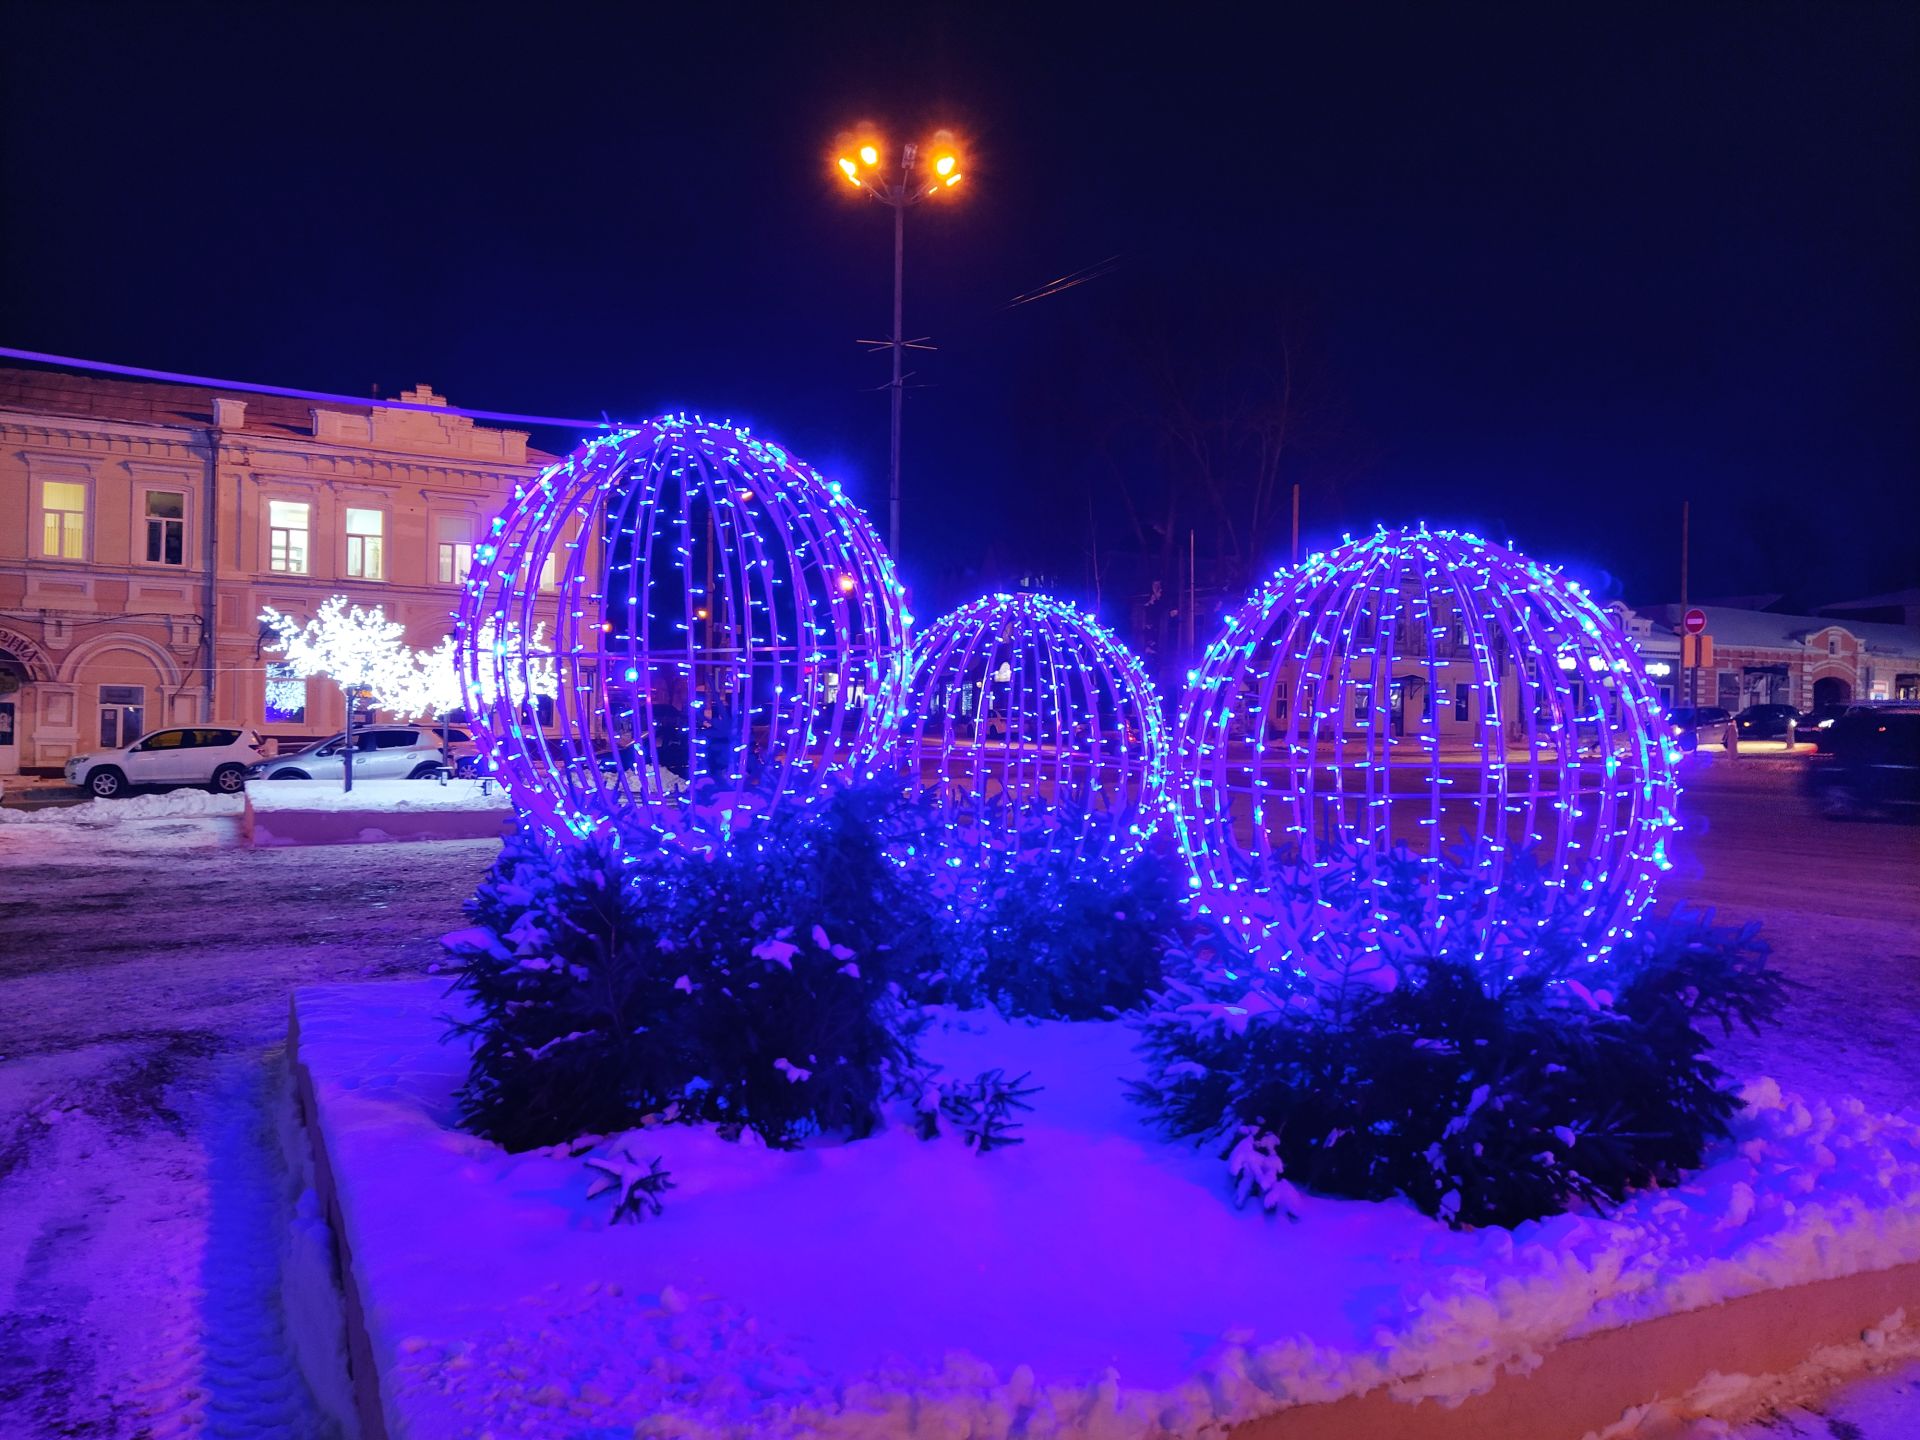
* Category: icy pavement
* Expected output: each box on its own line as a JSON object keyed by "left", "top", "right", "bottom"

{"left": 0, "top": 810, "right": 496, "bottom": 1439}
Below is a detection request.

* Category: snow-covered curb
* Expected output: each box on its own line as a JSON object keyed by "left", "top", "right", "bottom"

{"left": 288, "top": 981, "right": 1920, "bottom": 1440}
{"left": 248, "top": 779, "right": 511, "bottom": 847}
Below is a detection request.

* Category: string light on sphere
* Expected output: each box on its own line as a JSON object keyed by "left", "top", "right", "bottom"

{"left": 1174, "top": 526, "right": 1682, "bottom": 971}
{"left": 458, "top": 415, "right": 910, "bottom": 845}
{"left": 899, "top": 591, "right": 1170, "bottom": 868}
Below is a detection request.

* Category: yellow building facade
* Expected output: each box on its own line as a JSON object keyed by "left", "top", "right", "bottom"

{"left": 0, "top": 367, "right": 557, "bottom": 773}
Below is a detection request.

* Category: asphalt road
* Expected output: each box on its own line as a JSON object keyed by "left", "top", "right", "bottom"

{"left": 1661, "top": 753, "right": 1920, "bottom": 1111}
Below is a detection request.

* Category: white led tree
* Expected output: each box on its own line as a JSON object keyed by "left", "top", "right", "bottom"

{"left": 405, "top": 620, "right": 559, "bottom": 721}
{"left": 260, "top": 596, "right": 419, "bottom": 791}
{"left": 263, "top": 598, "right": 560, "bottom": 790}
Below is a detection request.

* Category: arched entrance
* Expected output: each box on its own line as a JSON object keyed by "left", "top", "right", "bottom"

{"left": 1812, "top": 676, "right": 1852, "bottom": 709}
{"left": 0, "top": 629, "right": 55, "bottom": 776}
{"left": 0, "top": 661, "right": 22, "bottom": 775}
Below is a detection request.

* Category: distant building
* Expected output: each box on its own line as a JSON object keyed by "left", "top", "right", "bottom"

{"left": 1817, "top": 588, "right": 1920, "bottom": 629}
{"left": 0, "top": 367, "right": 557, "bottom": 775}
{"left": 1625, "top": 603, "right": 1920, "bottom": 712}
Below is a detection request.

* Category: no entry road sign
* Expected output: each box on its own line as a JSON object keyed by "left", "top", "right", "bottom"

{"left": 1683, "top": 608, "right": 1708, "bottom": 635}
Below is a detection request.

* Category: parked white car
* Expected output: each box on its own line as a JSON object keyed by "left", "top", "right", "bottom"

{"left": 64, "top": 726, "right": 265, "bottom": 798}
{"left": 248, "top": 725, "right": 461, "bottom": 783}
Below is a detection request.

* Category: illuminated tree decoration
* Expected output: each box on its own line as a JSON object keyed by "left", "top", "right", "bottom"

{"left": 1175, "top": 526, "right": 1682, "bottom": 968}
{"left": 261, "top": 596, "right": 416, "bottom": 712}
{"left": 899, "top": 591, "right": 1170, "bottom": 867}
{"left": 459, "top": 415, "right": 909, "bottom": 842}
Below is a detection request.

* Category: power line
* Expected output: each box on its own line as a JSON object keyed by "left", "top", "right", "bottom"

{"left": 0, "top": 345, "right": 616, "bottom": 432}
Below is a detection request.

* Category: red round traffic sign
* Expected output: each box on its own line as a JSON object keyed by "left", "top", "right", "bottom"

{"left": 1683, "top": 608, "right": 1707, "bottom": 635}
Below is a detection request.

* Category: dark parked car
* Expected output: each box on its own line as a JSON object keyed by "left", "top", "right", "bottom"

{"left": 1666, "top": 705, "right": 1731, "bottom": 749}
{"left": 1799, "top": 704, "right": 1854, "bottom": 735}
{"left": 1734, "top": 703, "right": 1802, "bottom": 741}
{"left": 1805, "top": 708, "right": 1920, "bottom": 819}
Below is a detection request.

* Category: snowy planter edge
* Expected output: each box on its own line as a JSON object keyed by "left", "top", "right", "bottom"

{"left": 246, "top": 778, "right": 514, "bottom": 847}
{"left": 287, "top": 980, "right": 1920, "bottom": 1440}
{"left": 288, "top": 993, "right": 396, "bottom": 1440}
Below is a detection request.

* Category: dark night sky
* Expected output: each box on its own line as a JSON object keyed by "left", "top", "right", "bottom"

{"left": 3, "top": 2, "right": 1915, "bottom": 615}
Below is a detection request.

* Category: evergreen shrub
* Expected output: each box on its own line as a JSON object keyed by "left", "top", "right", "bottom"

{"left": 911, "top": 794, "right": 1188, "bottom": 1020}
{"left": 1133, "top": 843, "right": 1788, "bottom": 1228}
{"left": 449, "top": 784, "right": 944, "bottom": 1151}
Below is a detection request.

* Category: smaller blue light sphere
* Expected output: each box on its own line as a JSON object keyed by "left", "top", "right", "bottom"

{"left": 899, "top": 591, "right": 1170, "bottom": 868}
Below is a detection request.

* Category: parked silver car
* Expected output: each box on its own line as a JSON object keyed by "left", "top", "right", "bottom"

{"left": 248, "top": 726, "right": 462, "bottom": 782}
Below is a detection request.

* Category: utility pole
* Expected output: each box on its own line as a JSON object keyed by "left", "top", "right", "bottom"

{"left": 1681, "top": 499, "right": 1694, "bottom": 708}
{"left": 889, "top": 155, "right": 908, "bottom": 560}
{"left": 832, "top": 129, "right": 965, "bottom": 563}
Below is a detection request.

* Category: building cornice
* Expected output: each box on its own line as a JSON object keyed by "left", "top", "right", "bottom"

{"left": 0, "top": 408, "right": 553, "bottom": 483}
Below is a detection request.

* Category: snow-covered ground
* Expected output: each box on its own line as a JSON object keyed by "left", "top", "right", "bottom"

{"left": 0, "top": 815, "right": 496, "bottom": 1439}
{"left": 0, "top": 754, "right": 1915, "bottom": 1436}
{"left": 296, "top": 979, "right": 1920, "bottom": 1439}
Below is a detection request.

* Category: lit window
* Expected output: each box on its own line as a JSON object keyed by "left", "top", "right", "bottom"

{"left": 145, "top": 490, "right": 186, "bottom": 565}
{"left": 345, "top": 507, "right": 384, "bottom": 580}
{"left": 265, "top": 661, "right": 308, "bottom": 724}
{"left": 40, "top": 480, "right": 86, "bottom": 559}
{"left": 540, "top": 547, "right": 562, "bottom": 591}
{"left": 269, "top": 500, "right": 310, "bottom": 574}
{"left": 436, "top": 515, "right": 475, "bottom": 585}
{"left": 438, "top": 541, "right": 474, "bottom": 584}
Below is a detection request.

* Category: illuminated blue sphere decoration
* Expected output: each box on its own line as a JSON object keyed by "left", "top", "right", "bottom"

{"left": 899, "top": 591, "right": 1170, "bottom": 867}
{"left": 459, "top": 416, "right": 909, "bottom": 842}
{"left": 1175, "top": 527, "right": 1681, "bottom": 963}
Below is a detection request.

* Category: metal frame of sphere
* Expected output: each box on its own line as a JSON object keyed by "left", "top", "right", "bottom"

{"left": 458, "top": 415, "right": 910, "bottom": 844}
{"left": 1175, "top": 526, "right": 1681, "bottom": 966}
{"left": 899, "top": 590, "right": 1171, "bottom": 867}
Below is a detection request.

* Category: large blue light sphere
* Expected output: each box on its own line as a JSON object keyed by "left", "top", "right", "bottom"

{"left": 1175, "top": 527, "right": 1681, "bottom": 963}
{"left": 458, "top": 416, "right": 909, "bottom": 843}
{"left": 899, "top": 591, "right": 1170, "bottom": 868}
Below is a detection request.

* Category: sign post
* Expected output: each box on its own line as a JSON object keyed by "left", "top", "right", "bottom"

{"left": 1682, "top": 608, "right": 1708, "bottom": 708}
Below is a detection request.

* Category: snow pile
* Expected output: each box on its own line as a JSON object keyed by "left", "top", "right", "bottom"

{"left": 292, "top": 981, "right": 1920, "bottom": 1440}
{"left": 248, "top": 778, "right": 510, "bottom": 814}
{"left": 0, "top": 789, "right": 246, "bottom": 824}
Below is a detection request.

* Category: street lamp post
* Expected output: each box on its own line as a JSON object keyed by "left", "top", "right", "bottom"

{"left": 834, "top": 130, "right": 964, "bottom": 561}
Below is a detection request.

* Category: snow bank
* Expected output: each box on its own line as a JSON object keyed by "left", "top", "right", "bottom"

{"left": 291, "top": 981, "right": 1920, "bottom": 1440}
{"left": 247, "top": 778, "right": 510, "bottom": 814}
{"left": 0, "top": 789, "right": 245, "bottom": 824}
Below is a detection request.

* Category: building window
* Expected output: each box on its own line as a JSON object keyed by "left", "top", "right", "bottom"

{"left": 145, "top": 490, "right": 186, "bottom": 565}
{"left": 1454, "top": 686, "right": 1471, "bottom": 722}
{"left": 436, "top": 515, "right": 475, "bottom": 585}
{"left": 345, "top": 507, "right": 385, "bottom": 580}
{"left": 40, "top": 480, "right": 87, "bottom": 559}
{"left": 99, "top": 684, "right": 145, "bottom": 748}
{"left": 265, "top": 661, "right": 308, "bottom": 724}
{"left": 269, "top": 500, "right": 311, "bottom": 574}
{"left": 540, "top": 546, "right": 562, "bottom": 591}
{"left": 1829, "top": 637, "right": 1839, "bottom": 655}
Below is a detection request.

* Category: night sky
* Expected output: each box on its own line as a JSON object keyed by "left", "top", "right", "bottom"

{"left": 3, "top": 3, "right": 1915, "bottom": 617}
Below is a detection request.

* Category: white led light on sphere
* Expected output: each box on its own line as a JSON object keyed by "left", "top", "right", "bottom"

{"left": 1174, "top": 526, "right": 1681, "bottom": 966}
{"left": 900, "top": 591, "right": 1170, "bottom": 868}
{"left": 458, "top": 415, "right": 910, "bottom": 844}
